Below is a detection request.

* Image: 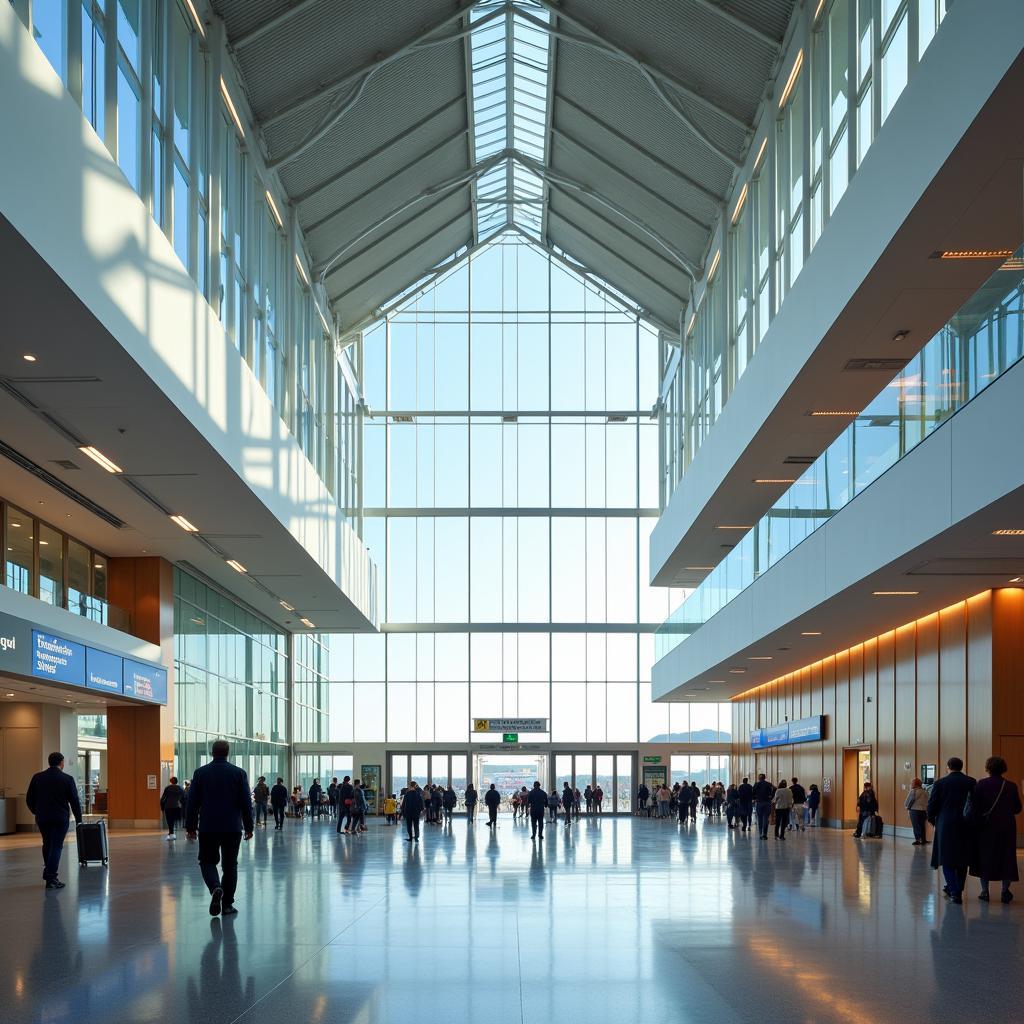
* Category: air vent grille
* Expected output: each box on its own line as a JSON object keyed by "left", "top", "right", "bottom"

{"left": 844, "top": 357, "right": 910, "bottom": 371}
{"left": 52, "top": 459, "right": 79, "bottom": 470}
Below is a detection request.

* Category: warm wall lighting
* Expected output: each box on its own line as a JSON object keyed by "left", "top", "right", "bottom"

{"left": 872, "top": 590, "right": 919, "bottom": 596}
{"left": 731, "top": 183, "right": 748, "bottom": 224}
{"left": 79, "top": 446, "right": 123, "bottom": 474}
{"left": 226, "top": 559, "right": 247, "bottom": 573}
{"left": 1009, "top": 577, "right": 1024, "bottom": 585}
{"left": 707, "top": 249, "right": 721, "bottom": 282}
{"left": 754, "top": 478, "right": 797, "bottom": 485}
{"left": 183, "top": 0, "right": 205, "bottom": 35}
{"left": 220, "top": 78, "right": 245, "bottom": 137}
{"left": 265, "top": 190, "right": 284, "bottom": 229}
{"left": 300, "top": 617, "right": 316, "bottom": 628}
{"left": 22, "top": 353, "right": 36, "bottom": 362}
{"left": 170, "top": 514, "right": 198, "bottom": 533}
{"left": 778, "top": 49, "right": 804, "bottom": 108}
{"left": 933, "top": 249, "right": 1014, "bottom": 260}
{"left": 992, "top": 529, "right": 1024, "bottom": 536}
{"left": 280, "top": 600, "right": 295, "bottom": 612}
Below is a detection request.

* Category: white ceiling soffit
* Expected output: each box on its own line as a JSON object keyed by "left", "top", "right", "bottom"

{"left": 211, "top": 0, "right": 794, "bottom": 333}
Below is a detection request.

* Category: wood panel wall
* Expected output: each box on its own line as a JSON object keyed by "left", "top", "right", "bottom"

{"left": 730, "top": 590, "right": 1020, "bottom": 830}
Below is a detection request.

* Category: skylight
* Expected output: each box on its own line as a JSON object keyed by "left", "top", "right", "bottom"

{"left": 469, "top": 1, "right": 551, "bottom": 241}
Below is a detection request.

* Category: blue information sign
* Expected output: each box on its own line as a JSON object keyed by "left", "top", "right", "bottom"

{"left": 32, "top": 630, "right": 86, "bottom": 686}
{"left": 86, "top": 648, "right": 123, "bottom": 694}
{"left": 123, "top": 660, "right": 168, "bottom": 704}
{"left": 750, "top": 716, "right": 824, "bottom": 749}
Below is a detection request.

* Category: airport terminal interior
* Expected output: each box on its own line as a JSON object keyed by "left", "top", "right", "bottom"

{"left": 1, "top": 0, "right": 1023, "bottom": 1021}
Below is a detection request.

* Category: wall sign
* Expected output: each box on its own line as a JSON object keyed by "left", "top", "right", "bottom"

{"left": 32, "top": 631, "right": 86, "bottom": 686}
{"left": 643, "top": 755, "right": 662, "bottom": 763}
{"left": 472, "top": 717, "right": 547, "bottom": 733}
{"left": 124, "top": 659, "right": 168, "bottom": 704}
{"left": 750, "top": 715, "right": 825, "bottom": 750}
{"left": 86, "top": 648, "right": 123, "bottom": 694}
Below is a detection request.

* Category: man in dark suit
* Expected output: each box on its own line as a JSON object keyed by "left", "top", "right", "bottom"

{"left": 927, "top": 756, "right": 977, "bottom": 904}
{"left": 308, "top": 779, "right": 323, "bottom": 819}
{"left": 737, "top": 777, "right": 754, "bottom": 832}
{"left": 751, "top": 774, "right": 775, "bottom": 840}
{"left": 401, "top": 781, "right": 424, "bottom": 842}
{"left": 26, "top": 751, "right": 83, "bottom": 890}
{"left": 270, "top": 777, "right": 288, "bottom": 830}
{"left": 185, "top": 740, "right": 253, "bottom": 917}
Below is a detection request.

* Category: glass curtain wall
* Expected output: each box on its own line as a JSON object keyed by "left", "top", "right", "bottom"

{"left": 309, "top": 233, "right": 727, "bottom": 744}
{"left": 663, "top": 0, "right": 950, "bottom": 495}
{"left": 173, "top": 566, "right": 290, "bottom": 782}
{"left": 13, "top": 0, "right": 360, "bottom": 516}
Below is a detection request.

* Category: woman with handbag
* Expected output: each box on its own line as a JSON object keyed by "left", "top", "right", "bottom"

{"left": 904, "top": 778, "right": 929, "bottom": 845}
{"left": 968, "top": 756, "right": 1023, "bottom": 903}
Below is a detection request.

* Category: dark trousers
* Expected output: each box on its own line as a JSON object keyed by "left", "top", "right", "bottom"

{"left": 329, "top": 800, "right": 338, "bottom": 819}
{"left": 488, "top": 805, "right": 498, "bottom": 826}
{"left": 854, "top": 812, "right": 869, "bottom": 836}
{"left": 739, "top": 806, "right": 752, "bottom": 829}
{"left": 755, "top": 801, "right": 771, "bottom": 838}
{"left": 531, "top": 810, "right": 545, "bottom": 837}
{"left": 272, "top": 804, "right": 285, "bottom": 828}
{"left": 197, "top": 831, "right": 243, "bottom": 904}
{"left": 909, "top": 809, "right": 927, "bottom": 842}
{"left": 337, "top": 806, "right": 351, "bottom": 833}
{"left": 311, "top": 800, "right": 321, "bottom": 819}
{"left": 39, "top": 820, "right": 69, "bottom": 881}
{"left": 254, "top": 801, "right": 267, "bottom": 825}
{"left": 943, "top": 865, "right": 967, "bottom": 895}
{"left": 774, "top": 808, "right": 790, "bottom": 838}
{"left": 404, "top": 814, "right": 420, "bottom": 840}
{"left": 165, "top": 808, "right": 180, "bottom": 834}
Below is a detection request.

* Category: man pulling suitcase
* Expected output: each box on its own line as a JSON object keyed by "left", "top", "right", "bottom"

{"left": 26, "top": 751, "right": 83, "bottom": 890}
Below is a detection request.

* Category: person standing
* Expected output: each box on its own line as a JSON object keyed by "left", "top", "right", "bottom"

{"left": 527, "top": 781, "right": 548, "bottom": 839}
{"left": 789, "top": 778, "right": 806, "bottom": 832}
{"left": 465, "top": 783, "right": 478, "bottom": 821}
{"left": 252, "top": 777, "right": 270, "bottom": 828}
{"left": 270, "top": 777, "right": 288, "bottom": 830}
{"left": 737, "top": 777, "right": 754, "bottom": 832}
{"left": 308, "top": 779, "right": 323, "bottom": 820}
{"left": 752, "top": 774, "right": 775, "bottom": 840}
{"left": 161, "top": 776, "right": 186, "bottom": 840}
{"left": 927, "top": 757, "right": 976, "bottom": 904}
{"left": 548, "top": 788, "right": 560, "bottom": 822}
{"left": 852, "top": 782, "right": 879, "bottom": 838}
{"left": 328, "top": 778, "right": 339, "bottom": 819}
{"left": 484, "top": 783, "right": 502, "bottom": 828}
{"left": 430, "top": 785, "right": 443, "bottom": 825}
{"left": 562, "top": 782, "right": 574, "bottom": 824}
{"left": 443, "top": 785, "right": 457, "bottom": 824}
{"left": 402, "top": 781, "right": 424, "bottom": 842}
{"left": 905, "top": 778, "right": 929, "bottom": 845}
{"left": 688, "top": 782, "right": 700, "bottom": 821}
{"left": 584, "top": 785, "right": 594, "bottom": 815}
{"left": 350, "top": 781, "right": 368, "bottom": 833}
{"left": 594, "top": 785, "right": 604, "bottom": 815}
{"left": 337, "top": 776, "right": 354, "bottom": 834}
{"left": 725, "top": 784, "right": 739, "bottom": 829}
{"left": 969, "top": 756, "right": 1022, "bottom": 904}
{"left": 184, "top": 740, "right": 253, "bottom": 917}
{"left": 26, "top": 751, "right": 83, "bottom": 890}
{"left": 805, "top": 784, "right": 821, "bottom": 827}
{"left": 637, "top": 783, "right": 650, "bottom": 813}
{"left": 772, "top": 780, "right": 794, "bottom": 840}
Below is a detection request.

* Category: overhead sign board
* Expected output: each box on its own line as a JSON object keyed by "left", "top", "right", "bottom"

{"left": 750, "top": 716, "right": 824, "bottom": 750}
{"left": 86, "top": 648, "right": 123, "bottom": 694}
{"left": 472, "top": 717, "right": 547, "bottom": 734}
{"left": 502, "top": 733, "right": 518, "bottom": 744}
{"left": 33, "top": 631, "right": 86, "bottom": 686}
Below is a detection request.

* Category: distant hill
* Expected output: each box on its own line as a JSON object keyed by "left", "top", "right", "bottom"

{"left": 644, "top": 729, "right": 731, "bottom": 744}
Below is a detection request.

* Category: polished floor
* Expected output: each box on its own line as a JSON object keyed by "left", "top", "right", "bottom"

{"left": 2, "top": 814, "right": 1023, "bottom": 1024}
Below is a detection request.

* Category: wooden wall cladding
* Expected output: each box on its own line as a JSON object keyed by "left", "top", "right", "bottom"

{"left": 730, "top": 590, "right": 1023, "bottom": 827}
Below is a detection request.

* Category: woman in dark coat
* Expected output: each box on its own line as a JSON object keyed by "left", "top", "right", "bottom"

{"left": 969, "top": 755, "right": 1022, "bottom": 903}
{"left": 927, "top": 756, "right": 977, "bottom": 904}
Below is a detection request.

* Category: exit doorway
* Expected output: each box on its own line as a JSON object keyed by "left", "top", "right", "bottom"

{"left": 842, "top": 747, "right": 872, "bottom": 826}
{"left": 472, "top": 753, "right": 549, "bottom": 814}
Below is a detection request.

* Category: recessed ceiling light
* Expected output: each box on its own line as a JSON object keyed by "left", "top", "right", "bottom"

{"left": 39, "top": 540, "right": 48, "bottom": 546}
{"left": 170, "top": 514, "right": 199, "bottom": 532}
{"left": 684, "top": 566, "right": 714, "bottom": 571}
{"left": 748, "top": 656, "right": 773, "bottom": 660}
{"left": 4, "top": 693, "right": 13, "bottom": 698}
{"left": 808, "top": 410, "right": 860, "bottom": 417}
{"left": 754, "top": 479, "right": 797, "bottom": 485}
{"left": 300, "top": 617, "right": 316, "bottom": 628}
{"left": 801, "top": 631, "right": 822, "bottom": 636}
{"left": 932, "top": 249, "right": 1014, "bottom": 260}
{"left": 23, "top": 353, "right": 37, "bottom": 362}
{"left": 872, "top": 590, "right": 919, "bottom": 596}
{"left": 716, "top": 525, "right": 752, "bottom": 530}
{"left": 892, "top": 329, "right": 910, "bottom": 343}
{"left": 1009, "top": 577, "right": 1024, "bottom": 584}
{"left": 707, "top": 679, "right": 725, "bottom": 683}
{"left": 280, "top": 600, "right": 295, "bottom": 612}
{"left": 992, "top": 529, "right": 1024, "bottom": 536}
{"left": 79, "top": 445, "right": 123, "bottom": 473}
{"left": 729, "top": 668, "right": 747, "bottom": 674}
{"left": 226, "top": 559, "right": 247, "bottom": 573}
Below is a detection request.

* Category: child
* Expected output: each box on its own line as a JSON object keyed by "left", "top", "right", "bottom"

{"left": 383, "top": 793, "right": 398, "bottom": 825}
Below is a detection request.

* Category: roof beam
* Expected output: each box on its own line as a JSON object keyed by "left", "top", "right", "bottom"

{"left": 262, "top": 3, "right": 508, "bottom": 171}
{"left": 229, "top": 0, "right": 319, "bottom": 51}
{"left": 462, "top": 7, "right": 481, "bottom": 247}
{"left": 539, "top": 6, "right": 559, "bottom": 246}
{"left": 518, "top": 3, "right": 745, "bottom": 168}
{"left": 687, "top": 0, "right": 782, "bottom": 49}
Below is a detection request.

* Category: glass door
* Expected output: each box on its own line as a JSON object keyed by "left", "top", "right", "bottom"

{"left": 555, "top": 752, "right": 636, "bottom": 813}
{"left": 388, "top": 752, "right": 471, "bottom": 810}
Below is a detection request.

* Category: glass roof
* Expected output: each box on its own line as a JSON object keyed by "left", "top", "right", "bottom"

{"left": 469, "top": 1, "right": 551, "bottom": 241}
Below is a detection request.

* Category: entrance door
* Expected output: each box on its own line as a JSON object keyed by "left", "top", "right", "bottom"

{"left": 389, "top": 752, "right": 470, "bottom": 809}
{"left": 472, "top": 753, "right": 548, "bottom": 814}
{"left": 842, "top": 747, "right": 871, "bottom": 825}
{"left": 553, "top": 752, "right": 636, "bottom": 813}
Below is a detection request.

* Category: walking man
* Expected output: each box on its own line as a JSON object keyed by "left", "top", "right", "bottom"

{"left": 161, "top": 775, "right": 186, "bottom": 839}
{"left": 927, "top": 756, "right": 977, "bottom": 904}
{"left": 26, "top": 751, "right": 82, "bottom": 890}
{"left": 527, "top": 780, "right": 548, "bottom": 839}
{"left": 737, "top": 777, "right": 754, "bottom": 832}
{"left": 270, "top": 777, "right": 288, "bottom": 830}
{"left": 337, "top": 776, "right": 355, "bottom": 834}
{"left": 308, "top": 779, "right": 323, "bottom": 820}
{"left": 752, "top": 774, "right": 775, "bottom": 840}
{"left": 402, "top": 781, "right": 424, "bottom": 841}
{"left": 484, "top": 783, "right": 502, "bottom": 828}
{"left": 252, "top": 776, "right": 270, "bottom": 827}
{"left": 185, "top": 739, "right": 253, "bottom": 917}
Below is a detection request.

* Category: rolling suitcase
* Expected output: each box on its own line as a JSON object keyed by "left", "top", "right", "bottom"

{"left": 864, "top": 813, "right": 884, "bottom": 838}
{"left": 77, "top": 819, "right": 109, "bottom": 865}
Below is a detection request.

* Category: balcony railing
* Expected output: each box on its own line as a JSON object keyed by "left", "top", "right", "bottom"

{"left": 656, "top": 247, "right": 1024, "bottom": 662}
